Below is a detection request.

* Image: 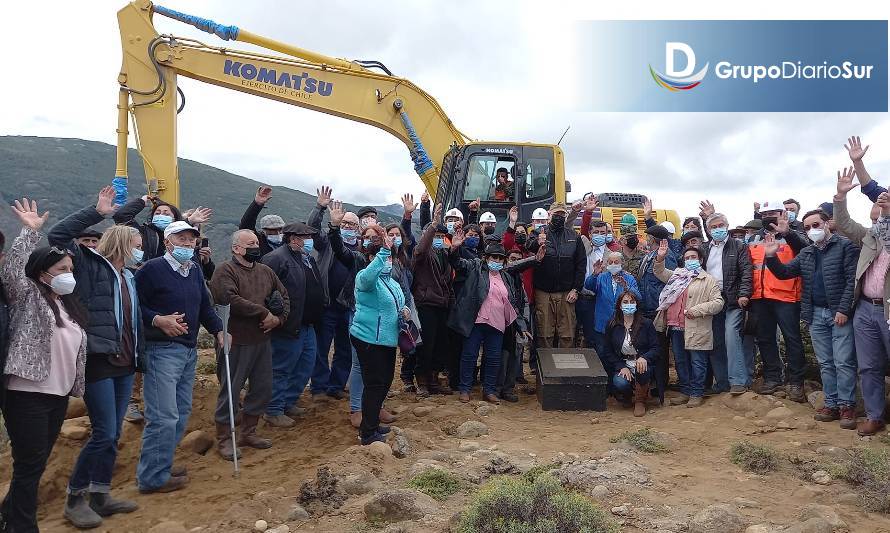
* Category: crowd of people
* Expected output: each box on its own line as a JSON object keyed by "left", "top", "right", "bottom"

{"left": 0, "top": 135, "right": 889, "bottom": 531}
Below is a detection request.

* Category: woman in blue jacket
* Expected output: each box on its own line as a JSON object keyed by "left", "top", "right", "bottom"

{"left": 599, "top": 291, "right": 659, "bottom": 417}
{"left": 583, "top": 252, "right": 641, "bottom": 354}
{"left": 350, "top": 226, "right": 408, "bottom": 445}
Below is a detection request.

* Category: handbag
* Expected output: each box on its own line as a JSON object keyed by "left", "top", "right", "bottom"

{"left": 398, "top": 318, "right": 420, "bottom": 353}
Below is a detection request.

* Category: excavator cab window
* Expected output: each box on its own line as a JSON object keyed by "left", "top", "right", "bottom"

{"left": 463, "top": 154, "right": 516, "bottom": 202}
{"left": 522, "top": 147, "right": 554, "bottom": 201}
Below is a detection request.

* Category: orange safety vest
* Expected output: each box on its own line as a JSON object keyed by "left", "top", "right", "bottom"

{"left": 749, "top": 240, "right": 801, "bottom": 303}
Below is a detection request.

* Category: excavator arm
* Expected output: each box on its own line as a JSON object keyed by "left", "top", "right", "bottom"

{"left": 116, "top": 0, "right": 470, "bottom": 205}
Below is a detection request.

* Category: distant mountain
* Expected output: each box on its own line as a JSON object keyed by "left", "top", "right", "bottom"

{"left": 0, "top": 136, "right": 406, "bottom": 260}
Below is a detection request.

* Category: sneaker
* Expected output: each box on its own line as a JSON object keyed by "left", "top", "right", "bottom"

{"left": 788, "top": 384, "right": 806, "bottom": 403}
{"left": 263, "top": 414, "right": 296, "bottom": 428}
{"left": 124, "top": 402, "right": 143, "bottom": 423}
{"left": 285, "top": 405, "right": 308, "bottom": 418}
{"left": 138, "top": 475, "right": 189, "bottom": 494}
{"left": 686, "top": 396, "right": 704, "bottom": 408}
{"left": 360, "top": 432, "right": 387, "bottom": 445}
{"left": 729, "top": 385, "right": 748, "bottom": 396}
{"left": 669, "top": 394, "right": 689, "bottom": 406}
{"left": 813, "top": 407, "right": 839, "bottom": 422}
{"left": 376, "top": 425, "right": 391, "bottom": 435}
{"left": 755, "top": 381, "right": 781, "bottom": 395}
{"left": 64, "top": 494, "right": 103, "bottom": 529}
{"left": 839, "top": 406, "right": 857, "bottom": 430}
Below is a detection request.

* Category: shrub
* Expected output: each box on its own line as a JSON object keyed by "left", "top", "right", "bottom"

{"left": 408, "top": 469, "right": 462, "bottom": 501}
{"left": 609, "top": 428, "right": 669, "bottom": 453}
{"left": 522, "top": 463, "right": 560, "bottom": 483}
{"left": 730, "top": 441, "right": 780, "bottom": 473}
{"left": 456, "top": 474, "right": 618, "bottom": 533}
{"left": 837, "top": 447, "right": 890, "bottom": 513}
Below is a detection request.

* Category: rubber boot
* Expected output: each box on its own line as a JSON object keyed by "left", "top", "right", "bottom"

{"left": 238, "top": 415, "right": 272, "bottom": 449}
{"left": 216, "top": 422, "right": 241, "bottom": 461}
{"left": 63, "top": 493, "right": 103, "bottom": 529}
{"left": 88, "top": 492, "right": 138, "bottom": 517}
{"left": 633, "top": 381, "right": 648, "bottom": 417}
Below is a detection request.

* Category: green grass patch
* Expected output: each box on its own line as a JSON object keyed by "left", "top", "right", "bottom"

{"left": 408, "top": 469, "right": 462, "bottom": 501}
{"left": 609, "top": 427, "right": 669, "bottom": 453}
{"left": 730, "top": 441, "right": 780, "bottom": 473}
{"left": 836, "top": 447, "right": 890, "bottom": 512}
{"left": 522, "top": 463, "right": 560, "bottom": 483}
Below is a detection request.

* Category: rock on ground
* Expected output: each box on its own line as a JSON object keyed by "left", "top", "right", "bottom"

{"left": 339, "top": 472, "right": 381, "bottom": 495}
{"left": 66, "top": 397, "right": 87, "bottom": 419}
{"left": 557, "top": 450, "right": 651, "bottom": 491}
{"left": 764, "top": 406, "right": 794, "bottom": 422}
{"left": 688, "top": 504, "right": 747, "bottom": 533}
{"left": 391, "top": 434, "right": 411, "bottom": 458}
{"left": 456, "top": 420, "right": 489, "bottom": 438}
{"left": 808, "top": 391, "right": 826, "bottom": 410}
{"left": 413, "top": 406, "right": 434, "bottom": 417}
{"left": 784, "top": 517, "right": 834, "bottom": 533}
{"left": 363, "top": 489, "right": 439, "bottom": 522}
{"left": 798, "top": 504, "right": 847, "bottom": 531}
{"left": 810, "top": 470, "right": 831, "bottom": 485}
{"left": 721, "top": 392, "right": 775, "bottom": 416}
{"left": 286, "top": 504, "right": 309, "bottom": 521}
{"left": 180, "top": 430, "right": 214, "bottom": 455}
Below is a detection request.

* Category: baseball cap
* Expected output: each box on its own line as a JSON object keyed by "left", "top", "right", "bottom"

{"left": 163, "top": 221, "right": 199, "bottom": 239}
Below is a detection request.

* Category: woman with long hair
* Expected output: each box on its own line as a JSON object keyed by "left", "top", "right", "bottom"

{"left": 384, "top": 222, "right": 420, "bottom": 392}
{"left": 0, "top": 198, "right": 89, "bottom": 533}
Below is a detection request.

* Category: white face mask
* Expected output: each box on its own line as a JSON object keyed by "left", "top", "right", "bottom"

{"left": 48, "top": 272, "right": 77, "bottom": 295}
{"left": 606, "top": 263, "right": 622, "bottom": 274}
{"left": 807, "top": 228, "right": 826, "bottom": 243}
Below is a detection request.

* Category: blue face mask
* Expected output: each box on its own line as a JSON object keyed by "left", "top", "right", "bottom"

{"left": 131, "top": 248, "right": 144, "bottom": 264}
{"left": 362, "top": 238, "right": 371, "bottom": 248}
{"left": 465, "top": 236, "right": 480, "bottom": 248}
{"left": 534, "top": 223, "right": 545, "bottom": 231}
{"left": 152, "top": 214, "right": 173, "bottom": 230}
{"left": 621, "top": 303, "right": 637, "bottom": 315}
{"left": 685, "top": 259, "right": 701, "bottom": 271}
{"left": 393, "top": 236, "right": 403, "bottom": 247}
{"left": 303, "top": 239, "right": 314, "bottom": 254}
{"left": 446, "top": 222, "right": 456, "bottom": 234}
{"left": 606, "top": 234, "right": 614, "bottom": 243}
{"left": 342, "top": 229, "right": 358, "bottom": 242}
{"left": 432, "top": 237, "right": 445, "bottom": 249}
{"left": 787, "top": 211, "right": 797, "bottom": 223}
{"left": 171, "top": 246, "right": 194, "bottom": 264}
{"left": 591, "top": 235, "right": 607, "bottom": 248}
{"left": 487, "top": 260, "right": 504, "bottom": 271}
{"left": 710, "top": 227, "right": 728, "bottom": 242}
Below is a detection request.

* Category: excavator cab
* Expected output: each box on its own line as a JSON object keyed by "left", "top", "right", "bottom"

{"left": 435, "top": 143, "right": 565, "bottom": 233}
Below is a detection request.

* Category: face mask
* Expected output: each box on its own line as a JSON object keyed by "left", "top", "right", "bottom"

{"left": 48, "top": 272, "right": 77, "bottom": 295}
{"left": 266, "top": 234, "right": 283, "bottom": 245}
{"left": 243, "top": 247, "right": 262, "bottom": 263}
{"left": 625, "top": 235, "right": 639, "bottom": 250}
{"left": 685, "top": 259, "right": 701, "bottom": 271}
{"left": 465, "top": 236, "right": 480, "bottom": 248}
{"left": 744, "top": 235, "right": 753, "bottom": 243}
{"left": 303, "top": 239, "right": 314, "bottom": 254}
{"left": 152, "top": 214, "right": 173, "bottom": 230}
{"left": 380, "top": 260, "right": 393, "bottom": 276}
{"left": 606, "top": 263, "right": 622, "bottom": 274}
{"left": 342, "top": 229, "right": 358, "bottom": 244}
{"left": 432, "top": 237, "right": 445, "bottom": 249}
{"left": 483, "top": 226, "right": 495, "bottom": 235}
{"left": 515, "top": 233, "right": 527, "bottom": 244}
{"left": 621, "top": 303, "right": 637, "bottom": 315}
{"left": 550, "top": 214, "right": 566, "bottom": 229}
{"left": 487, "top": 260, "right": 504, "bottom": 272}
{"left": 787, "top": 211, "right": 798, "bottom": 223}
{"left": 710, "top": 227, "right": 728, "bottom": 242}
{"left": 761, "top": 216, "right": 778, "bottom": 230}
{"left": 131, "top": 248, "right": 145, "bottom": 264}
{"left": 606, "top": 234, "right": 614, "bottom": 243}
{"left": 171, "top": 246, "right": 194, "bottom": 264}
{"left": 362, "top": 238, "right": 371, "bottom": 248}
{"left": 446, "top": 222, "right": 456, "bottom": 234}
{"left": 534, "top": 223, "right": 546, "bottom": 231}
{"left": 591, "top": 235, "right": 607, "bottom": 248}
{"left": 393, "top": 236, "right": 403, "bottom": 248}
{"left": 808, "top": 228, "right": 826, "bottom": 243}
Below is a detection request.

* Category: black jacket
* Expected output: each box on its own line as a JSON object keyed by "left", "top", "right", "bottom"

{"left": 526, "top": 223, "right": 586, "bottom": 293}
{"left": 113, "top": 198, "right": 166, "bottom": 260}
{"left": 599, "top": 318, "right": 660, "bottom": 376}
{"left": 447, "top": 254, "right": 536, "bottom": 338}
{"left": 240, "top": 200, "right": 284, "bottom": 257}
{"left": 765, "top": 234, "right": 859, "bottom": 324}
{"left": 262, "top": 245, "right": 322, "bottom": 337}
{"left": 701, "top": 238, "right": 753, "bottom": 309}
{"left": 48, "top": 206, "right": 146, "bottom": 362}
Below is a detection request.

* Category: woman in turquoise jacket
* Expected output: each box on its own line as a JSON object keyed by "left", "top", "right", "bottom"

{"left": 350, "top": 226, "right": 408, "bottom": 445}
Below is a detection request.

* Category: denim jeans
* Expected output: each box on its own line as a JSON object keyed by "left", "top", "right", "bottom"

{"left": 708, "top": 308, "right": 731, "bottom": 392}
{"left": 310, "top": 307, "right": 353, "bottom": 395}
{"left": 726, "top": 307, "right": 753, "bottom": 387}
{"left": 809, "top": 306, "right": 857, "bottom": 409}
{"left": 349, "top": 347, "right": 364, "bottom": 413}
{"left": 460, "top": 324, "right": 504, "bottom": 395}
{"left": 853, "top": 300, "right": 890, "bottom": 420}
{"left": 612, "top": 366, "right": 652, "bottom": 402}
{"left": 266, "top": 327, "right": 317, "bottom": 416}
{"left": 137, "top": 342, "right": 197, "bottom": 491}
{"left": 68, "top": 373, "right": 135, "bottom": 494}
{"left": 670, "top": 329, "right": 709, "bottom": 398}
{"left": 752, "top": 299, "right": 805, "bottom": 385}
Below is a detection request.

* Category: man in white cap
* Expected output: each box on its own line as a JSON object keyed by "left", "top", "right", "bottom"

{"left": 135, "top": 221, "right": 228, "bottom": 494}
{"left": 240, "top": 186, "right": 286, "bottom": 257}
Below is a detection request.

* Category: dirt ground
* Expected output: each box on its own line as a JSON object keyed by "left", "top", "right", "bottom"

{"left": 3, "top": 349, "right": 890, "bottom": 533}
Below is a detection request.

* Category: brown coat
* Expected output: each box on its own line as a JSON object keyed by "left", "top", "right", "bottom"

{"left": 412, "top": 222, "right": 453, "bottom": 308}
{"left": 210, "top": 259, "right": 290, "bottom": 346}
{"left": 653, "top": 260, "right": 724, "bottom": 350}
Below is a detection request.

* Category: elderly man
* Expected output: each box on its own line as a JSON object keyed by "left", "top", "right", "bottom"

{"left": 76, "top": 228, "right": 102, "bottom": 249}
{"left": 240, "top": 186, "right": 287, "bottom": 257}
{"left": 135, "top": 221, "right": 226, "bottom": 494}
{"left": 526, "top": 202, "right": 586, "bottom": 348}
{"left": 210, "top": 230, "right": 289, "bottom": 460}
{"left": 702, "top": 212, "right": 753, "bottom": 395}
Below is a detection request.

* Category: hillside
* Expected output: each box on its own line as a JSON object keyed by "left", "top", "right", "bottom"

{"left": 0, "top": 136, "right": 405, "bottom": 259}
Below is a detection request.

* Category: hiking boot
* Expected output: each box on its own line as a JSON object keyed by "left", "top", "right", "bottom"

{"left": 788, "top": 384, "right": 806, "bottom": 403}
{"left": 483, "top": 393, "right": 501, "bottom": 404}
{"left": 285, "top": 405, "right": 308, "bottom": 418}
{"left": 857, "top": 419, "right": 887, "bottom": 436}
{"left": 216, "top": 423, "right": 241, "bottom": 461}
{"left": 138, "top": 475, "right": 189, "bottom": 494}
{"left": 755, "top": 381, "right": 781, "bottom": 395}
{"left": 633, "top": 381, "right": 648, "bottom": 417}
{"left": 729, "top": 385, "right": 748, "bottom": 396}
{"left": 669, "top": 394, "right": 689, "bottom": 406}
{"left": 88, "top": 492, "right": 138, "bottom": 517}
{"left": 458, "top": 392, "right": 470, "bottom": 403}
{"left": 238, "top": 415, "right": 273, "bottom": 449}
{"left": 360, "top": 432, "right": 387, "bottom": 445}
{"left": 379, "top": 408, "right": 397, "bottom": 424}
{"left": 500, "top": 391, "right": 519, "bottom": 403}
{"left": 686, "top": 396, "right": 704, "bottom": 408}
{"left": 813, "top": 407, "right": 840, "bottom": 422}
{"left": 839, "top": 406, "right": 857, "bottom": 430}
{"left": 349, "top": 411, "right": 362, "bottom": 428}
{"left": 124, "top": 402, "right": 143, "bottom": 423}
{"left": 64, "top": 493, "right": 103, "bottom": 529}
{"left": 263, "top": 414, "right": 296, "bottom": 428}
{"left": 170, "top": 465, "right": 187, "bottom": 478}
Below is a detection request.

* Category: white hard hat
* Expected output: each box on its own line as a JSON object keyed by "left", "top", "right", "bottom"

{"left": 760, "top": 200, "right": 785, "bottom": 213}
{"left": 480, "top": 211, "right": 496, "bottom": 223}
{"left": 660, "top": 221, "right": 676, "bottom": 235}
{"left": 532, "top": 208, "right": 549, "bottom": 221}
{"left": 444, "top": 208, "right": 464, "bottom": 220}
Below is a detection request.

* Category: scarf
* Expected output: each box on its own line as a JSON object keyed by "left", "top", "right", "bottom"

{"left": 657, "top": 268, "right": 699, "bottom": 311}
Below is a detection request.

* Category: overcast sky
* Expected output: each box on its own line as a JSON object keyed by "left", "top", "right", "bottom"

{"left": 1, "top": 0, "right": 888, "bottom": 227}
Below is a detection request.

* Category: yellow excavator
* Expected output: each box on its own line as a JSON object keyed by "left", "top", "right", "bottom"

{"left": 114, "top": 1, "right": 677, "bottom": 233}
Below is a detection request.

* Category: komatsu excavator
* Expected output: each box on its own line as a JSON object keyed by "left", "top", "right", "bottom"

{"left": 115, "top": 1, "right": 678, "bottom": 232}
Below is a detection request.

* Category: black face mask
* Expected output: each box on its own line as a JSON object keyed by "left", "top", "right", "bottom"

{"left": 550, "top": 214, "right": 566, "bottom": 229}
{"left": 625, "top": 235, "right": 639, "bottom": 250}
{"left": 515, "top": 233, "right": 527, "bottom": 245}
{"left": 243, "top": 247, "right": 262, "bottom": 263}
{"left": 483, "top": 226, "right": 495, "bottom": 236}
{"left": 761, "top": 216, "right": 778, "bottom": 230}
